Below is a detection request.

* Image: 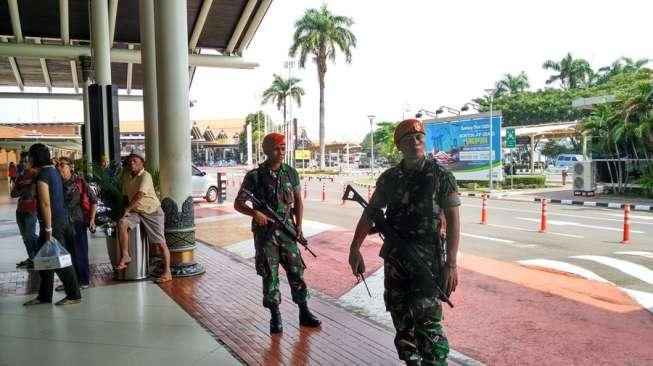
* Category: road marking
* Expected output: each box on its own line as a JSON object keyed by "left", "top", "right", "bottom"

{"left": 515, "top": 217, "right": 644, "bottom": 234}
{"left": 614, "top": 251, "right": 653, "bottom": 260}
{"left": 461, "top": 232, "right": 537, "bottom": 248}
{"left": 517, "top": 259, "right": 610, "bottom": 283}
{"left": 487, "top": 223, "right": 584, "bottom": 238}
{"left": 464, "top": 204, "right": 653, "bottom": 225}
{"left": 571, "top": 255, "right": 653, "bottom": 284}
{"left": 621, "top": 288, "right": 653, "bottom": 315}
{"left": 598, "top": 212, "right": 653, "bottom": 220}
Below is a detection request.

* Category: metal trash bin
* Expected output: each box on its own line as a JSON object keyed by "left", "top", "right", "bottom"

{"left": 106, "top": 224, "right": 149, "bottom": 280}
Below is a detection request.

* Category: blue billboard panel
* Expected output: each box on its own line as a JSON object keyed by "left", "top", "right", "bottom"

{"left": 424, "top": 114, "right": 502, "bottom": 181}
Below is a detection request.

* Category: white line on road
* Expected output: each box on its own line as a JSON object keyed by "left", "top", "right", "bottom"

{"left": 517, "top": 259, "right": 610, "bottom": 283}
{"left": 571, "top": 255, "right": 653, "bottom": 285}
{"left": 464, "top": 204, "right": 653, "bottom": 225}
{"left": 461, "top": 232, "right": 537, "bottom": 248}
{"left": 614, "top": 251, "right": 653, "bottom": 260}
{"left": 598, "top": 212, "right": 653, "bottom": 220}
{"left": 621, "top": 288, "right": 653, "bottom": 315}
{"left": 515, "top": 217, "right": 644, "bottom": 234}
{"left": 487, "top": 223, "right": 584, "bottom": 238}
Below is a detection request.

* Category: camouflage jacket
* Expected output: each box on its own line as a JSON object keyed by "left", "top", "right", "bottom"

{"left": 239, "top": 162, "right": 301, "bottom": 234}
{"left": 364, "top": 157, "right": 460, "bottom": 241}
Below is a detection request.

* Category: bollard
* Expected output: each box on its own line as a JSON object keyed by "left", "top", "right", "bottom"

{"left": 480, "top": 194, "right": 487, "bottom": 225}
{"left": 321, "top": 182, "right": 326, "bottom": 202}
{"left": 621, "top": 203, "right": 630, "bottom": 244}
{"left": 561, "top": 170, "right": 568, "bottom": 186}
{"left": 539, "top": 198, "right": 548, "bottom": 233}
{"left": 304, "top": 181, "right": 308, "bottom": 200}
{"left": 367, "top": 185, "right": 372, "bottom": 202}
{"left": 341, "top": 184, "right": 346, "bottom": 205}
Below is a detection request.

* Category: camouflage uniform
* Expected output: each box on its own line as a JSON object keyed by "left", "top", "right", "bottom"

{"left": 364, "top": 157, "right": 460, "bottom": 365}
{"left": 237, "top": 162, "right": 308, "bottom": 308}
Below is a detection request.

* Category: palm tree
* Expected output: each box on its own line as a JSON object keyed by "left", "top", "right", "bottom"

{"left": 496, "top": 71, "right": 530, "bottom": 96}
{"left": 261, "top": 74, "right": 305, "bottom": 127}
{"left": 596, "top": 57, "right": 651, "bottom": 84}
{"left": 542, "top": 53, "right": 594, "bottom": 89}
{"left": 289, "top": 5, "right": 357, "bottom": 169}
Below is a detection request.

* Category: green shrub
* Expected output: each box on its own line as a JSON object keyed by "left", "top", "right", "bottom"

{"left": 504, "top": 175, "right": 547, "bottom": 188}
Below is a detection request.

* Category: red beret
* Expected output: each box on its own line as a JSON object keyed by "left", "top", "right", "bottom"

{"left": 394, "top": 119, "right": 425, "bottom": 145}
{"left": 262, "top": 133, "right": 285, "bottom": 152}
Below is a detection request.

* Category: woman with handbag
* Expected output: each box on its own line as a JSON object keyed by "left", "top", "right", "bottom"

{"left": 23, "top": 144, "right": 81, "bottom": 306}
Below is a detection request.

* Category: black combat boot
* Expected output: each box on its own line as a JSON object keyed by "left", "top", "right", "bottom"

{"left": 298, "top": 302, "right": 321, "bottom": 327}
{"left": 269, "top": 305, "right": 283, "bottom": 333}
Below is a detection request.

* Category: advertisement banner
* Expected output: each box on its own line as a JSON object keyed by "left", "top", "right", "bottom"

{"left": 424, "top": 112, "right": 503, "bottom": 181}
{"left": 295, "top": 149, "right": 311, "bottom": 160}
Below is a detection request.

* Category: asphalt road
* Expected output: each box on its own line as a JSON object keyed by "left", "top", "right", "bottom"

{"left": 222, "top": 168, "right": 652, "bottom": 302}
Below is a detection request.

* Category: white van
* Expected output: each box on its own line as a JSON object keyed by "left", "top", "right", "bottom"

{"left": 553, "top": 154, "right": 584, "bottom": 169}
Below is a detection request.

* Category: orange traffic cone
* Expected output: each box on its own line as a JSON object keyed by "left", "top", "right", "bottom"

{"left": 480, "top": 194, "right": 488, "bottom": 225}
{"left": 539, "top": 198, "right": 548, "bottom": 233}
{"left": 621, "top": 203, "right": 630, "bottom": 244}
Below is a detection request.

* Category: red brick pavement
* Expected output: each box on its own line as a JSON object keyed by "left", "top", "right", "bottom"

{"left": 159, "top": 243, "right": 432, "bottom": 366}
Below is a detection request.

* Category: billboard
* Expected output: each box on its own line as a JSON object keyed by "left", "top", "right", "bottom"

{"left": 424, "top": 112, "right": 502, "bottom": 181}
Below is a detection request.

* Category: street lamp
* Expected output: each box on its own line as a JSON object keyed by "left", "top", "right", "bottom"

{"left": 284, "top": 59, "right": 296, "bottom": 167}
{"left": 367, "top": 114, "right": 375, "bottom": 176}
{"left": 460, "top": 102, "right": 481, "bottom": 112}
{"left": 435, "top": 106, "right": 461, "bottom": 116}
{"left": 415, "top": 109, "right": 437, "bottom": 119}
{"left": 484, "top": 88, "right": 497, "bottom": 190}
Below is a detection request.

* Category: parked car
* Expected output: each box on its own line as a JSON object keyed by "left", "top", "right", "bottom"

{"left": 191, "top": 165, "right": 219, "bottom": 202}
{"left": 551, "top": 154, "right": 584, "bottom": 170}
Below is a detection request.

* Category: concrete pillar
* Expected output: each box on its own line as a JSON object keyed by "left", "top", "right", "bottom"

{"left": 582, "top": 133, "right": 589, "bottom": 160}
{"left": 139, "top": 0, "right": 159, "bottom": 171}
{"left": 246, "top": 123, "right": 253, "bottom": 166}
{"left": 155, "top": 0, "right": 203, "bottom": 277}
{"left": 90, "top": 0, "right": 112, "bottom": 156}
{"left": 530, "top": 134, "right": 536, "bottom": 175}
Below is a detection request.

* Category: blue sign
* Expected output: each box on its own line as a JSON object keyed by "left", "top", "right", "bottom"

{"left": 424, "top": 113, "right": 502, "bottom": 181}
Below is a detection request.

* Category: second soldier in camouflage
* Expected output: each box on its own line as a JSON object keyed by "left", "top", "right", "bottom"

{"left": 348, "top": 119, "right": 461, "bottom": 365}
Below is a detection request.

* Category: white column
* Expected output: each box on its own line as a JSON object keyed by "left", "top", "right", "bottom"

{"left": 246, "top": 123, "right": 253, "bottom": 167}
{"left": 155, "top": 0, "right": 191, "bottom": 205}
{"left": 139, "top": 0, "right": 159, "bottom": 171}
{"left": 90, "top": 0, "right": 112, "bottom": 156}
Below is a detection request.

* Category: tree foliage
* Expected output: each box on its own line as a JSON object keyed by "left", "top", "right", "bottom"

{"left": 238, "top": 111, "right": 267, "bottom": 163}
{"left": 261, "top": 74, "right": 304, "bottom": 125}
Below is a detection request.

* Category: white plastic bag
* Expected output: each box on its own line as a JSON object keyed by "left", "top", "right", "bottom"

{"left": 33, "top": 238, "right": 73, "bottom": 270}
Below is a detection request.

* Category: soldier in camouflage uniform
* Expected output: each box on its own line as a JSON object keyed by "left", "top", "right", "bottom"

{"left": 234, "top": 133, "right": 321, "bottom": 334}
{"left": 348, "top": 119, "right": 461, "bottom": 365}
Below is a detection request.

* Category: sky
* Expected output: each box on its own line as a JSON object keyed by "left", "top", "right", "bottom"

{"left": 0, "top": 0, "right": 651, "bottom": 143}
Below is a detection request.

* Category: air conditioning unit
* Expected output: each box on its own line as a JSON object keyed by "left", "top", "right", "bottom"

{"left": 572, "top": 161, "right": 596, "bottom": 195}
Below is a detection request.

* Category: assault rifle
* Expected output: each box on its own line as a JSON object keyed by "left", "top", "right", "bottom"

{"left": 342, "top": 185, "right": 453, "bottom": 308}
{"left": 240, "top": 189, "right": 317, "bottom": 258}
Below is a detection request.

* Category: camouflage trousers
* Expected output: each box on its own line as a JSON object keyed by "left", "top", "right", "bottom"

{"left": 384, "top": 253, "right": 449, "bottom": 365}
{"left": 254, "top": 229, "right": 308, "bottom": 308}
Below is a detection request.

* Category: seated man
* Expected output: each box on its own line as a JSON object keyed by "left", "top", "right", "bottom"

{"left": 116, "top": 151, "right": 172, "bottom": 283}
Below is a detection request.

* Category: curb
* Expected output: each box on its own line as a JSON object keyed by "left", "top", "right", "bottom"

{"left": 459, "top": 192, "right": 653, "bottom": 212}
{"left": 532, "top": 198, "right": 653, "bottom": 212}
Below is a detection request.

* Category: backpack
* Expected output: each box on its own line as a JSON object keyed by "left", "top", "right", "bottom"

{"left": 74, "top": 176, "right": 92, "bottom": 222}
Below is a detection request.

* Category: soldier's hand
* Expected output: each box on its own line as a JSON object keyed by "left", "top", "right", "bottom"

{"left": 253, "top": 210, "right": 272, "bottom": 226}
{"left": 348, "top": 248, "right": 366, "bottom": 276}
{"left": 443, "top": 263, "right": 458, "bottom": 296}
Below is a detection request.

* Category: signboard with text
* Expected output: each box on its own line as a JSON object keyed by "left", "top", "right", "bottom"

{"left": 295, "top": 150, "right": 311, "bottom": 160}
{"left": 424, "top": 112, "right": 503, "bottom": 181}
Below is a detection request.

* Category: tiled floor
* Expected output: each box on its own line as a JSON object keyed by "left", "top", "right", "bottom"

{"left": 0, "top": 282, "right": 241, "bottom": 366}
